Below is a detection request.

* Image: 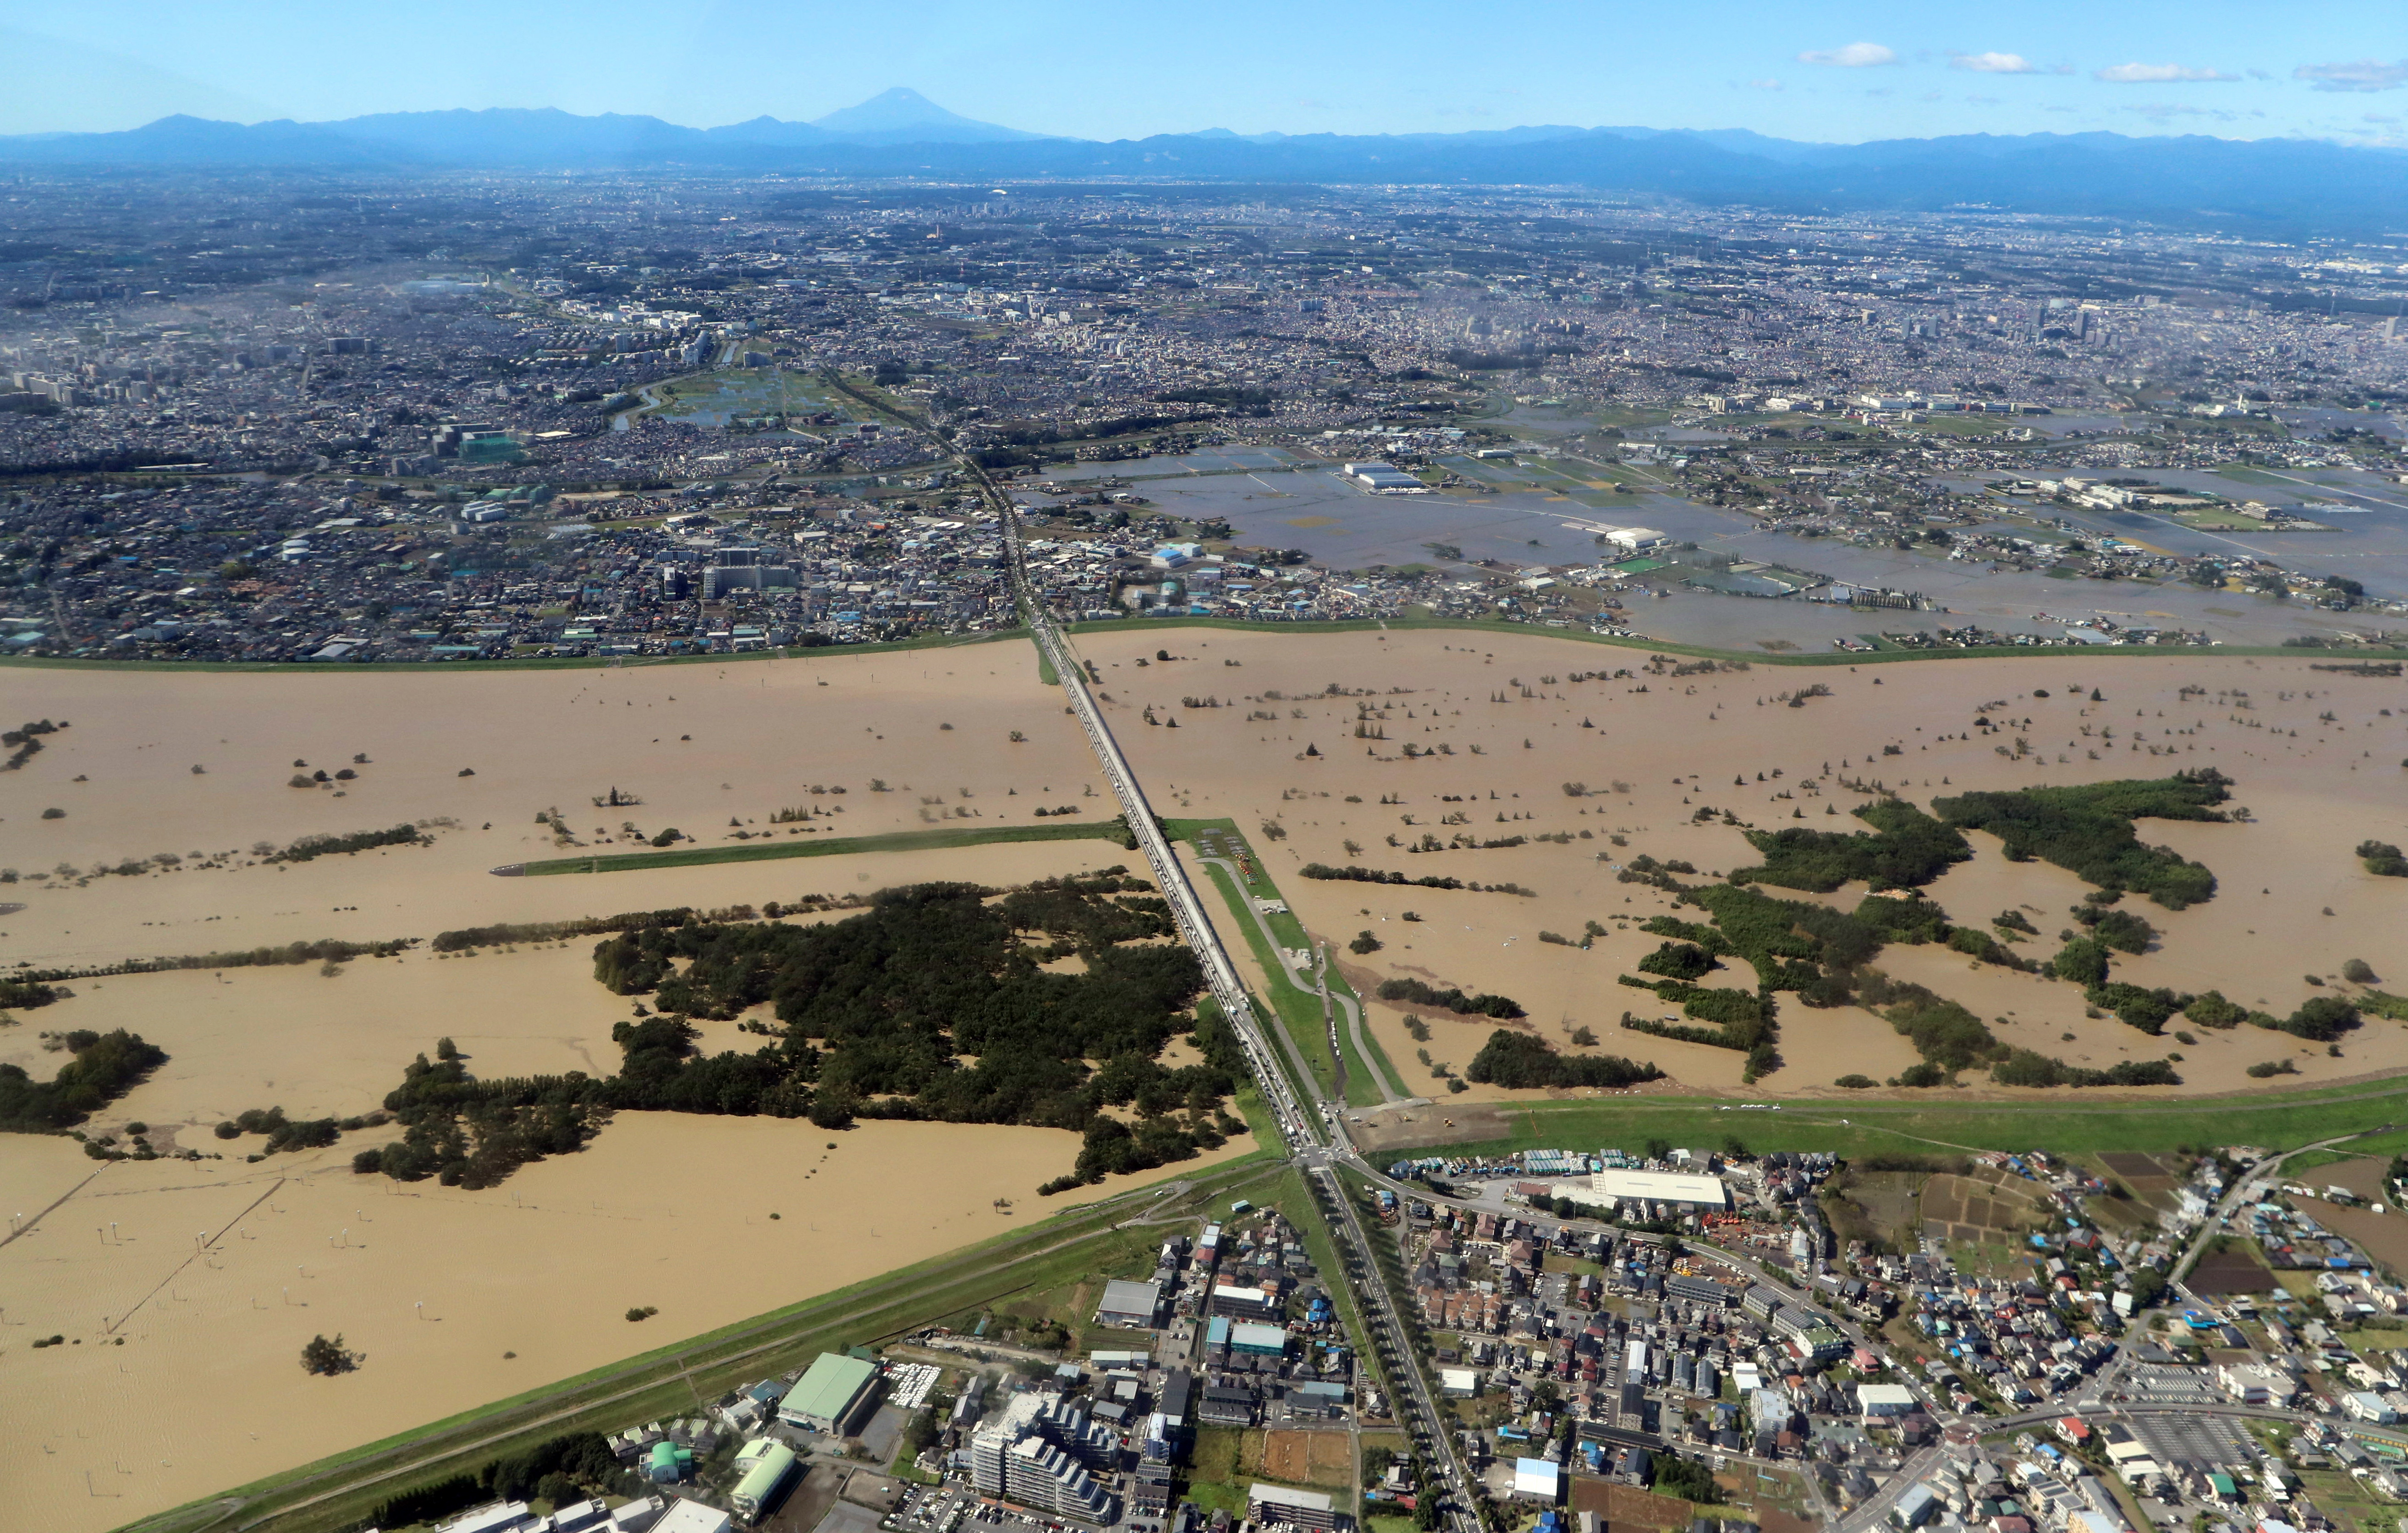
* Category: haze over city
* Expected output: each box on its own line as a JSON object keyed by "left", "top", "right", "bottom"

{"left": 3, "top": 0, "right": 2407, "bottom": 143}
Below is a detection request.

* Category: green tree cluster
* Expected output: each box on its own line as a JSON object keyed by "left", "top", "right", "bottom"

{"left": 1933, "top": 769, "right": 2232, "bottom": 908}
{"left": 1728, "top": 800, "right": 1973, "bottom": 892}
{"left": 1464, "top": 1031, "right": 1663, "bottom": 1089}
{"left": 1299, "top": 863, "right": 1528, "bottom": 895}
{"left": 1375, "top": 977, "right": 1526, "bottom": 1019}
{"left": 1635, "top": 941, "right": 1716, "bottom": 981}
{"left": 359, "top": 878, "right": 1240, "bottom": 1191}
{"left": 267, "top": 824, "right": 429, "bottom": 864}
{"left": 1645, "top": 1453, "right": 1725, "bottom": 1504}
{"left": 1991, "top": 1050, "right": 2181, "bottom": 1088}
{"left": 0, "top": 1029, "right": 167, "bottom": 1131}
{"left": 2359, "top": 841, "right": 2408, "bottom": 878}
{"left": 1855, "top": 971, "right": 2007, "bottom": 1075}
{"left": 370, "top": 1431, "right": 631, "bottom": 1528}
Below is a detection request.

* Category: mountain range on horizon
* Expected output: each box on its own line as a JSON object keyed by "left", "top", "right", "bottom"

{"left": 2, "top": 87, "right": 2403, "bottom": 236}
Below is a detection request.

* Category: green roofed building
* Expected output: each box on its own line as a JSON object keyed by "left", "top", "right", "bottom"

{"left": 778, "top": 1351, "right": 882, "bottom": 1435}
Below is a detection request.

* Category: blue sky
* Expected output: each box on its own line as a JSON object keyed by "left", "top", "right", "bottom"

{"left": 2, "top": 0, "right": 2403, "bottom": 144}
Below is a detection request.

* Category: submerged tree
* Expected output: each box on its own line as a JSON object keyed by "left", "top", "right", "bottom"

{"left": 300, "top": 1333, "right": 360, "bottom": 1375}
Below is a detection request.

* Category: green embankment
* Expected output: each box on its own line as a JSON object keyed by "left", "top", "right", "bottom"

{"left": 516, "top": 818, "right": 1127, "bottom": 876}
{"left": 1402, "top": 1082, "right": 2408, "bottom": 1165}
{"left": 1173, "top": 818, "right": 1401, "bottom": 1108}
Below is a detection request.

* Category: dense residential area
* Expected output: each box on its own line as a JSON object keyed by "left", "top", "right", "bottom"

{"left": 393, "top": 1137, "right": 2408, "bottom": 1533}
{"left": 4, "top": 177, "right": 2407, "bottom": 660}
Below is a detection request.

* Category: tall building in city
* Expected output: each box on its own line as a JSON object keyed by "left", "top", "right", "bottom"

{"left": 969, "top": 1395, "right": 1119, "bottom": 1521}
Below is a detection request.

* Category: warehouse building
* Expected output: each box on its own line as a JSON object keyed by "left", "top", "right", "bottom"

{"left": 1209, "top": 1283, "right": 1279, "bottom": 1320}
{"left": 1512, "top": 1459, "right": 1563, "bottom": 1503}
{"left": 653, "top": 1505, "right": 732, "bottom": 1533}
{"left": 1856, "top": 1382, "right": 1917, "bottom": 1421}
{"left": 1229, "top": 1321, "right": 1290, "bottom": 1358}
{"left": 1097, "top": 1278, "right": 1165, "bottom": 1330}
{"left": 1555, "top": 1169, "right": 1729, "bottom": 1210}
{"left": 1666, "top": 1274, "right": 1736, "bottom": 1308}
{"left": 1342, "top": 462, "right": 1426, "bottom": 494}
{"left": 730, "top": 1440, "right": 797, "bottom": 1523}
{"left": 778, "top": 1352, "right": 883, "bottom": 1436}
{"left": 1250, "top": 1484, "right": 1347, "bottom": 1531}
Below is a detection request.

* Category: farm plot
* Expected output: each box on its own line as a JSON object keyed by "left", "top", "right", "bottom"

{"left": 1920, "top": 1170, "right": 2049, "bottom": 1245}
{"left": 1261, "top": 1429, "right": 1357, "bottom": 1489}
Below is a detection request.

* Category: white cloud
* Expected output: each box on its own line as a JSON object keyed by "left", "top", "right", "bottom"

{"left": 1797, "top": 42, "right": 1897, "bottom": 68}
{"left": 2295, "top": 58, "right": 2408, "bottom": 92}
{"left": 2095, "top": 62, "right": 2238, "bottom": 83}
{"left": 1951, "top": 51, "right": 2036, "bottom": 74}
{"left": 2122, "top": 103, "right": 2265, "bottom": 122}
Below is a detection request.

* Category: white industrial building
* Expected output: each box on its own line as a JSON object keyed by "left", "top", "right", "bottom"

{"left": 1549, "top": 1169, "right": 1728, "bottom": 1210}
{"left": 1343, "top": 462, "right": 1426, "bottom": 493}
{"left": 1512, "top": 1459, "right": 1563, "bottom": 1502}
{"left": 651, "top": 1505, "right": 732, "bottom": 1533}
{"left": 1855, "top": 1382, "right": 1917, "bottom": 1419}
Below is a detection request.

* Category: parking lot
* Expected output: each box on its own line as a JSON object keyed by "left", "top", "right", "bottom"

{"left": 885, "top": 1486, "right": 1109, "bottom": 1533}
{"left": 2128, "top": 1411, "right": 2256, "bottom": 1469}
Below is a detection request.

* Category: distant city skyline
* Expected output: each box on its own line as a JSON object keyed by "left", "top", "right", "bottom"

{"left": 1, "top": 0, "right": 2402, "bottom": 147}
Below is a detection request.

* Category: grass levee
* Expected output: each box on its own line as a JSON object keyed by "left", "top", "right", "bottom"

{"left": 517, "top": 818, "right": 1127, "bottom": 876}
{"left": 1396, "top": 1081, "right": 2408, "bottom": 1164}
